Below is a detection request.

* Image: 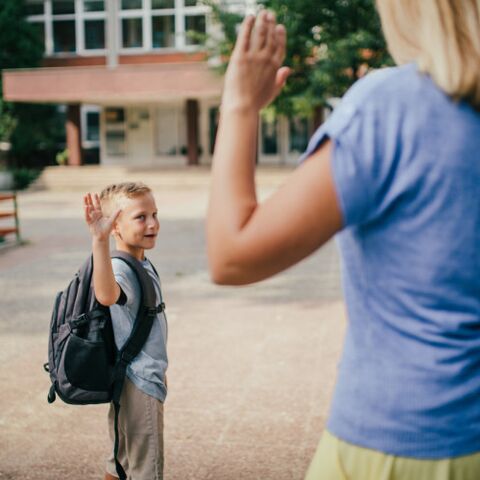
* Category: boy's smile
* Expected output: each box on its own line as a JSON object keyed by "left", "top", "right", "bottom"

{"left": 113, "top": 192, "right": 159, "bottom": 260}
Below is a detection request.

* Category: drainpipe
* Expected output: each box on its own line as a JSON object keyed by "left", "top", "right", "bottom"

{"left": 106, "top": 0, "right": 119, "bottom": 69}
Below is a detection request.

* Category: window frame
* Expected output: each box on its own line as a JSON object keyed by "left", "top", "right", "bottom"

{"left": 117, "top": 0, "right": 210, "bottom": 53}
{"left": 26, "top": 0, "right": 107, "bottom": 57}
{"left": 26, "top": 0, "right": 210, "bottom": 56}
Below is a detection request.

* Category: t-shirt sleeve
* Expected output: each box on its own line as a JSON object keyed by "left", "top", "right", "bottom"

{"left": 116, "top": 288, "right": 127, "bottom": 306}
{"left": 111, "top": 258, "right": 136, "bottom": 307}
{"left": 299, "top": 78, "right": 393, "bottom": 228}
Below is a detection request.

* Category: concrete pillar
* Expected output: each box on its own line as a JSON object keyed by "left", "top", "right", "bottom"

{"left": 278, "top": 115, "right": 289, "bottom": 165}
{"left": 186, "top": 99, "right": 199, "bottom": 166}
{"left": 66, "top": 104, "right": 83, "bottom": 166}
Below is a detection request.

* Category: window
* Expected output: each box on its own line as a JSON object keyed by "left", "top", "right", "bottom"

{"left": 86, "top": 111, "right": 100, "bottom": 142}
{"left": 105, "top": 108, "right": 125, "bottom": 124}
{"left": 156, "top": 106, "right": 186, "bottom": 156}
{"left": 30, "top": 21, "right": 46, "bottom": 53}
{"left": 106, "top": 131, "right": 127, "bottom": 155}
{"left": 25, "top": 1, "right": 44, "bottom": 15}
{"left": 209, "top": 107, "right": 219, "bottom": 154}
{"left": 152, "top": 0, "right": 174, "bottom": 8}
{"left": 105, "top": 108, "right": 126, "bottom": 156}
{"left": 52, "top": 1, "right": 75, "bottom": 15}
{"left": 185, "top": 15, "right": 206, "bottom": 45}
{"left": 26, "top": 0, "right": 107, "bottom": 56}
{"left": 152, "top": 15, "right": 175, "bottom": 48}
{"left": 122, "top": 18, "right": 143, "bottom": 48}
{"left": 289, "top": 117, "right": 310, "bottom": 153}
{"left": 261, "top": 117, "right": 278, "bottom": 155}
{"left": 51, "top": 1, "right": 76, "bottom": 54}
{"left": 53, "top": 20, "right": 76, "bottom": 53}
{"left": 118, "top": 0, "right": 210, "bottom": 51}
{"left": 83, "top": 1, "right": 105, "bottom": 12}
{"left": 84, "top": 19, "right": 105, "bottom": 49}
{"left": 82, "top": 1, "right": 106, "bottom": 52}
{"left": 27, "top": 0, "right": 210, "bottom": 54}
{"left": 121, "top": 0, "right": 143, "bottom": 9}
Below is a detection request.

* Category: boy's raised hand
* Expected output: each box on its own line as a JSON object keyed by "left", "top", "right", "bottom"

{"left": 83, "top": 193, "right": 120, "bottom": 242}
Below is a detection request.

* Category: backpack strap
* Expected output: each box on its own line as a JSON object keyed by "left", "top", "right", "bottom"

{"left": 109, "top": 251, "right": 160, "bottom": 480}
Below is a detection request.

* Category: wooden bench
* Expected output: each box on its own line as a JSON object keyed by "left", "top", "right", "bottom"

{"left": 0, "top": 192, "right": 21, "bottom": 245}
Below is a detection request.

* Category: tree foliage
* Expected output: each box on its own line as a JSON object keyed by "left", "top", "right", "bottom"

{"left": 0, "top": 0, "right": 64, "bottom": 167}
{"left": 207, "top": 0, "right": 393, "bottom": 116}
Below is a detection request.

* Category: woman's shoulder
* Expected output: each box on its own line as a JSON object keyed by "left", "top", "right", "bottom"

{"left": 342, "top": 63, "right": 421, "bottom": 109}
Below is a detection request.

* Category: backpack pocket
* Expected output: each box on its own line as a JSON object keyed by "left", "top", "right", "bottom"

{"left": 63, "top": 334, "right": 111, "bottom": 392}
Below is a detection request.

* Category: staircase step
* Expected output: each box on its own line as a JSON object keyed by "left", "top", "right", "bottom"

{"left": 0, "top": 193, "right": 15, "bottom": 201}
{"left": 0, "top": 212, "right": 15, "bottom": 219}
{"left": 32, "top": 165, "right": 293, "bottom": 191}
{"left": 0, "top": 227, "right": 18, "bottom": 237}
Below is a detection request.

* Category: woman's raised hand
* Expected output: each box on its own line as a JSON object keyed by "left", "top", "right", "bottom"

{"left": 83, "top": 193, "right": 120, "bottom": 242}
{"left": 221, "top": 10, "right": 291, "bottom": 113}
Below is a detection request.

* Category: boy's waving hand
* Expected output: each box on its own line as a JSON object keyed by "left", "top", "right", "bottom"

{"left": 84, "top": 192, "right": 121, "bottom": 241}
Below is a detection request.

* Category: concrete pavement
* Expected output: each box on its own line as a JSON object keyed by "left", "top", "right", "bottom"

{"left": 0, "top": 170, "right": 346, "bottom": 480}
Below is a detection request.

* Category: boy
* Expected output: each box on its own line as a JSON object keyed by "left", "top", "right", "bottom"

{"left": 83, "top": 182, "right": 168, "bottom": 480}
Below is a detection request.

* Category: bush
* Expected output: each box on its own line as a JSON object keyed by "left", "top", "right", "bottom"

{"left": 10, "top": 167, "right": 42, "bottom": 190}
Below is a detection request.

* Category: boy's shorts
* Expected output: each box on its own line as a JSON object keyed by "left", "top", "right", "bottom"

{"left": 106, "top": 377, "right": 164, "bottom": 480}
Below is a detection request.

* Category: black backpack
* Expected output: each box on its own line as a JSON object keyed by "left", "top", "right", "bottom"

{"left": 44, "top": 250, "right": 165, "bottom": 480}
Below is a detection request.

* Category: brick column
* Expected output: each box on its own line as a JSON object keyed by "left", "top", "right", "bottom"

{"left": 186, "top": 99, "right": 199, "bottom": 166}
{"left": 66, "top": 104, "right": 83, "bottom": 166}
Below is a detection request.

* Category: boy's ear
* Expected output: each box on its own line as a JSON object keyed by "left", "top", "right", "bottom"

{"left": 111, "top": 222, "right": 119, "bottom": 237}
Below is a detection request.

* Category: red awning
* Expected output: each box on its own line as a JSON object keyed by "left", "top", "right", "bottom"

{"left": 2, "top": 62, "right": 223, "bottom": 104}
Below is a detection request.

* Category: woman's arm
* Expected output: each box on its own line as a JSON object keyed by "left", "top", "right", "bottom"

{"left": 207, "top": 12, "right": 343, "bottom": 285}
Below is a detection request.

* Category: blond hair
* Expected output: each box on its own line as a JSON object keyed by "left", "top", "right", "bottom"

{"left": 100, "top": 182, "right": 152, "bottom": 215}
{"left": 376, "top": 0, "right": 480, "bottom": 108}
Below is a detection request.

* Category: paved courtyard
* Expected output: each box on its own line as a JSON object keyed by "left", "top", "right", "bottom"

{"left": 0, "top": 170, "right": 346, "bottom": 480}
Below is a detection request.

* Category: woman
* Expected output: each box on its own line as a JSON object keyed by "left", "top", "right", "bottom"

{"left": 207, "top": 1, "right": 480, "bottom": 478}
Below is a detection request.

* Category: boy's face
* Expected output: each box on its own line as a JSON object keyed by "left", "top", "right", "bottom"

{"left": 112, "top": 192, "right": 159, "bottom": 258}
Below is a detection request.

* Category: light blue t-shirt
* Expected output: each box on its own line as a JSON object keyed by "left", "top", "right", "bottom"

{"left": 302, "top": 63, "right": 480, "bottom": 458}
{"left": 110, "top": 257, "right": 168, "bottom": 402}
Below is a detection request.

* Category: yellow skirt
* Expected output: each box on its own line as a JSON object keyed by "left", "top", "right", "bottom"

{"left": 305, "top": 430, "right": 480, "bottom": 480}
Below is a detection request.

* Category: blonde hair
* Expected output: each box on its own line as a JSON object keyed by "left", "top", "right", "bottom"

{"left": 100, "top": 182, "right": 152, "bottom": 215}
{"left": 376, "top": 0, "right": 480, "bottom": 108}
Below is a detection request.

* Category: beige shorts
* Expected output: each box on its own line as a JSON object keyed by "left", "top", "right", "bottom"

{"left": 106, "top": 378, "right": 164, "bottom": 480}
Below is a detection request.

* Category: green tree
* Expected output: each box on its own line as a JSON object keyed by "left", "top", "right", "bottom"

{"left": 0, "top": 0, "right": 64, "bottom": 168}
{"left": 207, "top": 0, "right": 392, "bottom": 116}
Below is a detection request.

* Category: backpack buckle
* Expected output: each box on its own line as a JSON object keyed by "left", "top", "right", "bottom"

{"left": 120, "top": 351, "right": 135, "bottom": 364}
{"left": 145, "top": 304, "right": 165, "bottom": 317}
{"left": 71, "top": 313, "right": 90, "bottom": 327}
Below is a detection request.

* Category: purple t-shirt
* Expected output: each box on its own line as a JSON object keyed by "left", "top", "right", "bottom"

{"left": 302, "top": 63, "right": 480, "bottom": 458}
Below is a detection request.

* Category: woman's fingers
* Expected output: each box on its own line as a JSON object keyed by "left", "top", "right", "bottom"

{"left": 276, "top": 66, "right": 292, "bottom": 86}
{"left": 233, "top": 10, "right": 284, "bottom": 62}
{"left": 233, "top": 15, "right": 255, "bottom": 57}
{"left": 264, "top": 12, "right": 277, "bottom": 55}
{"left": 271, "top": 66, "right": 292, "bottom": 100}
{"left": 251, "top": 10, "right": 269, "bottom": 52}
{"left": 273, "top": 24, "right": 287, "bottom": 65}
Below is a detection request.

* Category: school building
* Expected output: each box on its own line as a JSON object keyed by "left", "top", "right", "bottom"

{"left": 2, "top": 0, "right": 315, "bottom": 167}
